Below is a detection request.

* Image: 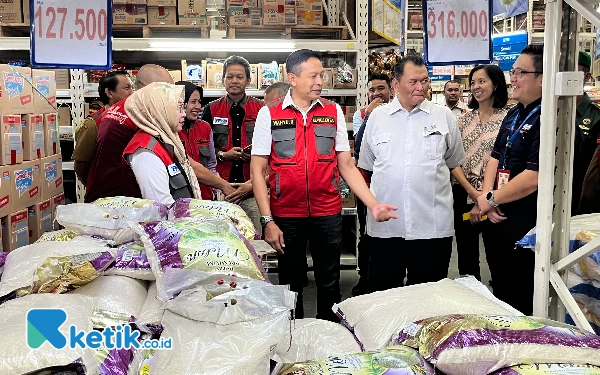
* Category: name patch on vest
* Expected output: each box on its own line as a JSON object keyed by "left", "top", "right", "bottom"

{"left": 312, "top": 116, "right": 336, "bottom": 124}
{"left": 167, "top": 164, "right": 181, "bottom": 176}
{"left": 214, "top": 117, "right": 229, "bottom": 125}
{"left": 271, "top": 118, "right": 296, "bottom": 127}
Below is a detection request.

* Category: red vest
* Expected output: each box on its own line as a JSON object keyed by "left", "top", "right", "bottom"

{"left": 268, "top": 97, "right": 342, "bottom": 218}
{"left": 99, "top": 98, "right": 138, "bottom": 131}
{"left": 123, "top": 131, "right": 193, "bottom": 201}
{"left": 179, "top": 120, "right": 213, "bottom": 200}
{"left": 207, "top": 95, "right": 263, "bottom": 181}
{"left": 90, "top": 107, "right": 106, "bottom": 125}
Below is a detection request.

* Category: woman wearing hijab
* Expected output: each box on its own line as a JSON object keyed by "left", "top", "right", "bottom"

{"left": 175, "top": 81, "right": 221, "bottom": 200}
{"left": 123, "top": 82, "right": 202, "bottom": 206}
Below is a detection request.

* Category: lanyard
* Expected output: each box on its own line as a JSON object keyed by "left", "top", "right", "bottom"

{"left": 502, "top": 104, "right": 541, "bottom": 169}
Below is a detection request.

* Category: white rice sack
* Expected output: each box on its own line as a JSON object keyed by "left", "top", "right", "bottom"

{"left": 455, "top": 276, "right": 523, "bottom": 316}
{"left": 567, "top": 269, "right": 600, "bottom": 333}
{"left": 332, "top": 278, "right": 518, "bottom": 351}
{"left": 35, "top": 229, "right": 79, "bottom": 242}
{"left": 275, "top": 318, "right": 362, "bottom": 364}
{"left": 0, "top": 294, "right": 98, "bottom": 375}
{"left": 69, "top": 275, "right": 147, "bottom": 327}
{"left": 127, "top": 349, "right": 155, "bottom": 375}
{"left": 493, "top": 364, "right": 600, "bottom": 374}
{"left": 397, "top": 314, "right": 600, "bottom": 375}
{"left": 135, "top": 282, "right": 165, "bottom": 334}
{"left": 0, "top": 252, "right": 6, "bottom": 278}
{"left": 104, "top": 242, "right": 155, "bottom": 281}
{"left": 156, "top": 286, "right": 294, "bottom": 375}
{"left": 56, "top": 197, "right": 167, "bottom": 245}
{"left": 0, "top": 241, "right": 115, "bottom": 302}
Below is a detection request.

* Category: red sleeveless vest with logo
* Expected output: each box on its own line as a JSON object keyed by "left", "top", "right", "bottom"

{"left": 207, "top": 95, "right": 263, "bottom": 181}
{"left": 179, "top": 120, "right": 213, "bottom": 200}
{"left": 123, "top": 131, "right": 194, "bottom": 201}
{"left": 90, "top": 107, "right": 105, "bottom": 125}
{"left": 268, "top": 97, "right": 342, "bottom": 218}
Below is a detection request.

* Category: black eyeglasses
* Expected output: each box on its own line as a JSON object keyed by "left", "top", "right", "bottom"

{"left": 509, "top": 69, "right": 543, "bottom": 78}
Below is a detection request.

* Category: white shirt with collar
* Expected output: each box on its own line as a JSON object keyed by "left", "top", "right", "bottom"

{"left": 252, "top": 89, "right": 350, "bottom": 156}
{"left": 358, "top": 97, "right": 465, "bottom": 240}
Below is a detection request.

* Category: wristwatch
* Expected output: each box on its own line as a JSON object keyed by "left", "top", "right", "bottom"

{"left": 218, "top": 151, "right": 226, "bottom": 162}
{"left": 260, "top": 215, "right": 274, "bottom": 227}
{"left": 486, "top": 191, "right": 499, "bottom": 207}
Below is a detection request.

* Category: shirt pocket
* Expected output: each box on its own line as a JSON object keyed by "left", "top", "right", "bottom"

{"left": 245, "top": 122, "right": 255, "bottom": 145}
{"left": 314, "top": 125, "right": 336, "bottom": 155}
{"left": 422, "top": 132, "right": 446, "bottom": 161}
{"left": 198, "top": 145, "right": 211, "bottom": 167}
{"left": 372, "top": 132, "right": 391, "bottom": 161}
{"left": 272, "top": 128, "right": 297, "bottom": 159}
{"left": 212, "top": 124, "right": 230, "bottom": 149}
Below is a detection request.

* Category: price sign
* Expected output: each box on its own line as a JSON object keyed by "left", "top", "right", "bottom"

{"left": 30, "top": 0, "right": 112, "bottom": 69}
{"left": 422, "top": 0, "right": 492, "bottom": 66}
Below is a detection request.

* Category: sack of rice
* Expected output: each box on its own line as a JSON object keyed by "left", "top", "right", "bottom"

{"left": 127, "top": 348, "right": 155, "bottom": 375}
{"left": 169, "top": 198, "right": 259, "bottom": 240}
{"left": 0, "top": 251, "right": 6, "bottom": 277}
{"left": 0, "top": 241, "right": 114, "bottom": 303}
{"left": 104, "top": 242, "right": 154, "bottom": 281}
{"left": 94, "top": 346, "right": 136, "bottom": 375}
{"left": 35, "top": 229, "right": 79, "bottom": 242}
{"left": 136, "top": 219, "right": 268, "bottom": 299}
{"left": 277, "top": 346, "right": 435, "bottom": 375}
{"left": 396, "top": 314, "right": 600, "bottom": 375}
{"left": 56, "top": 197, "right": 167, "bottom": 245}
{"left": 332, "top": 278, "right": 518, "bottom": 351}
{"left": 69, "top": 275, "right": 148, "bottom": 328}
{"left": 275, "top": 318, "right": 362, "bottom": 364}
{"left": 154, "top": 285, "right": 295, "bottom": 374}
{"left": 493, "top": 364, "right": 600, "bottom": 374}
{"left": 0, "top": 294, "right": 98, "bottom": 374}
{"left": 135, "top": 282, "right": 164, "bottom": 334}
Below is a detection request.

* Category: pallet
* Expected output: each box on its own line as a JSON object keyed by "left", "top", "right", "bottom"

{"left": 228, "top": 25, "right": 349, "bottom": 40}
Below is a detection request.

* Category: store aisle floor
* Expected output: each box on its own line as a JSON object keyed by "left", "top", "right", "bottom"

{"left": 267, "top": 239, "right": 492, "bottom": 319}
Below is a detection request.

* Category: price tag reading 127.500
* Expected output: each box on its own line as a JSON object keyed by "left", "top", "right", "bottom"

{"left": 422, "top": 0, "right": 492, "bottom": 65}
{"left": 30, "top": 0, "right": 112, "bottom": 69}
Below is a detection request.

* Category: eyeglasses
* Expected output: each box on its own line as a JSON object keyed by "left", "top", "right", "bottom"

{"left": 177, "top": 103, "right": 186, "bottom": 113}
{"left": 509, "top": 69, "right": 542, "bottom": 78}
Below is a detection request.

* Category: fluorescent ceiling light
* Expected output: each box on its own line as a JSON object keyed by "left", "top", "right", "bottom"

{"left": 148, "top": 40, "right": 297, "bottom": 52}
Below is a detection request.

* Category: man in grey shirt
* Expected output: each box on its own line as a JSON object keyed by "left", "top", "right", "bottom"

{"left": 359, "top": 55, "right": 466, "bottom": 292}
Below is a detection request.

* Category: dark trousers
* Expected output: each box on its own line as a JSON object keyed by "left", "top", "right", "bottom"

{"left": 275, "top": 214, "right": 342, "bottom": 322}
{"left": 368, "top": 236, "right": 453, "bottom": 292}
{"left": 486, "top": 213, "right": 536, "bottom": 315}
{"left": 356, "top": 197, "right": 370, "bottom": 283}
{"left": 452, "top": 184, "right": 494, "bottom": 281}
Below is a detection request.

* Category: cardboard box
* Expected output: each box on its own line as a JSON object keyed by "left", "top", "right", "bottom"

{"left": 9, "top": 160, "right": 41, "bottom": 212}
{"left": 52, "top": 70, "right": 70, "bottom": 90}
{"left": 43, "top": 113, "right": 60, "bottom": 156}
{"left": 40, "top": 154, "right": 63, "bottom": 202}
{"left": 260, "top": 63, "right": 280, "bottom": 88}
{"left": 248, "top": 64, "right": 260, "bottom": 90}
{"left": 57, "top": 107, "right": 71, "bottom": 128}
{"left": 2, "top": 114, "right": 21, "bottom": 134}
{"left": 28, "top": 199, "right": 52, "bottom": 243}
{"left": 0, "top": 133, "right": 22, "bottom": 165}
{"left": 322, "top": 68, "right": 334, "bottom": 89}
{"left": 31, "top": 70, "right": 57, "bottom": 114}
{"left": 227, "top": 7, "right": 248, "bottom": 26}
{"left": 227, "top": 0, "right": 258, "bottom": 7}
{"left": 148, "top": 0, "right": 176, "bottom": 5}
{"left": 113, "top": 4, "right": 148, "bottom": 25}
{"left": 342, "top": 192, "right": 356, "bottom": 208}
{"left": 51, "top": 193, "right": 65, "bottom": 230}
{"left": 0, "top": 166, "right": 11, "bottom": 219}
{"left": 21, "top": 115, "right": 45, "bottom": 161}
{"left": 408, "top": 11, "right": 423, "bottom": 30}
{"left": 263, "top": 0, "right": 296, "bottom": 25}
{"left": 206, "top": 63, "right": 225, "bottom": 89}
{"left": 169, "top": 70, "right": 182, "bottom": 82}
{"left": 0, "top": 0, "right": 22, "bottom": 23}
{"left": 296, "top": 0, "right": 323, "bottom": 25}
{"left": 22, "top": 0, "right": 30, "bottom": 24}
{"left": 345, "top": 105, "right": 357, "bottom": 123}
{"left": 113, "top": 0, "right": 148, "bottom": 3}
{"left": 247, "top": 7, "right": 263, "bottom": 25}
{"left": 333, "top": 68, "right": 357, "bottom": 89}
{"left": 178, "top": 0, "right": 207, "bottom": 26}
{"left": 0, "top": 65, "right": 33, "bottom": 115}
{"left": 148, "top": 6, "right": 177, "bottom": 25}
{"left": 2, "top": 210, "right": 28, "bottom": 252}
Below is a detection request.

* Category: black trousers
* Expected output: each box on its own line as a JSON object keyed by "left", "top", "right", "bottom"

{"left": 368, "top": 236, "right": 453, "bottom": 292}
{"left": 452, "top": 184, "right": 494, "bottom": 281}
{"left": 274, "top": 214, "right": 342, "bottom": 322}
{"left": 486, "top": 212, "right": 536, "bottom": 315}
{"left": 356, "top": 197, "right": 370, "bottom": 282}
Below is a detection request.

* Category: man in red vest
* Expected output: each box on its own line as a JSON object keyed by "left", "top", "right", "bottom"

{"left": 251, "top": 49, "right": 398, "bottom": 321}
{"left": 202, "top": 56, "right": 264, "bottom": 231}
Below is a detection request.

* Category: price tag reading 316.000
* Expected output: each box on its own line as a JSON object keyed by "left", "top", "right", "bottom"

{"left": 30, "top": 0, "right": 112, "bottom": 69}
{"left": 422, "top": 0, "right": 492, "bottom": 65}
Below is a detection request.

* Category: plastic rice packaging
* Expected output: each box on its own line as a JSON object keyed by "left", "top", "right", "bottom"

{"left": 104, "top": 242, "right": 154, "bottom": 281}
{"left": 136, "top": 219, "right": 268, "bottom": 300}
{"left": 0, "top": 241, "right": 114, "bottom": 303}
{"left": 169, "top": 198, "right": 260, "bottom": 240}
{"left": 0, "top": 294, "right": 98, "bottom": 375}
{"left": 35, "top": 229, "right": 79, "bottom": 242}
{"left": 56, "top": 197, "right": 167, "bottom": 245}
{"left": 455, "top": 276, "right": 523, "bottom": 316}
{"left": 332, "top": 278, "right": 517, "bottom": 351}
{"left": 493, "top": 364, "right": 600, "bottom": 374}
{"left": 94, "top": 346, "right": 136, "bottom": 375}
{"left": 135, "top": 282, "right": 165, "bottom": 334}
{"left": 275, "top": 318, "right": 362, "bottom": 365}
{"left": 396, "top": 314, "right": 600, "bottom": 375}
{"left": 0, "top": 251, "right": 6, "bottom": 277}
{"left": 278, "top": 346, "right": 435, "bottom": 375}
{"left": 127, "top": 348, "right": 155, "bottom": 375}
{"left": 261, "top": 61, "right": 280, "bottom": 87}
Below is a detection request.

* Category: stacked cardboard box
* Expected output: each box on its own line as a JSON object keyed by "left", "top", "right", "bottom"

{"left": 205, "top": 63, "right": 225, "bottom": 89}
{"left": 2, "top": 210, "right": 28, "bottom": 252}
{"left": 227, "top": 0, "right": 262, "bottom": 26}
{"left": 148, "top": 0, "right": 177, "bottom": 25}
{"left": 0, "top": 0, "right": 22, "bottom": 23}
{"left": 263, "top": 0, "right": 296, "bottom": 25}
{"left": 178, "top": 0, "right": 208, "bottom": 26}
{"left": 296, "top": 0, "right": 323, "bottom": 25}
{"left": 1, "top": 115, "right": 23, "bottom": 165}
{"left": 28, "top": 199, "right": 52, "bottom": 243}
{"left": 21, "top": 115, "right": 45, "bottom": 161}
{"left": 113, "top": 0, "right": 148, "bottom": 25}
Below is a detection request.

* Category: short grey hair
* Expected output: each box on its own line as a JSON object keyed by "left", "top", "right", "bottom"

{"left": 222, "top": 55, "right": 251, "bottom": 79}
{"left": 265, "top": 82, "right": 291, "bottom": 98}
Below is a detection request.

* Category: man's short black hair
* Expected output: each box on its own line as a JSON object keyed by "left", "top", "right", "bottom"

{"left": 286, "top": 49, "right": 322, "bottom": 76}
{"left": 368, "top": 73, "right": 391, "bottom": 87}
{"left": 467, "top": 64, "right": 508, "bottom": 110}
{"left": 520, "top": 44, "right": 544, "bottom": 76}
{"left": 393, "top": 55, "right": 426, "bottom": 79}
{"left": 264, "top": 82, "right": 291, "bottom": 99}
{"left": 444, "top": 80, "right": 461, "bottom": 90}
{"left": 98, "top": 70, "right": 129, "bottom": 105}
{"left": 223, "top": 55, "right": 251, "bottom": 79}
